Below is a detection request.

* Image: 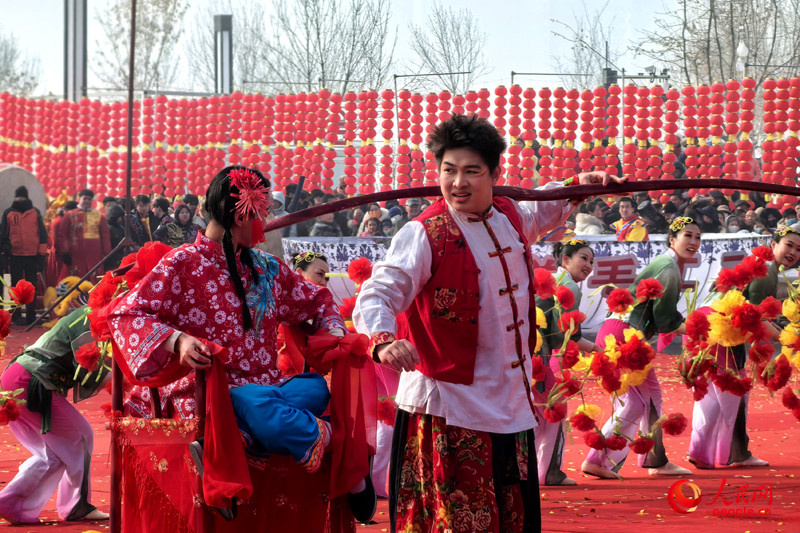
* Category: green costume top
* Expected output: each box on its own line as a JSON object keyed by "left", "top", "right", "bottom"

{"left": 743, "top": 261, "right": 778, "bottom": 306}
{"left": 11, "top": 307, "right": 109, "bottom": 433}
{"left": 617, "top": 252, "right": 684, "bottom": 340}
{"left": 536, "top": 268, "right": 583, "bottom": 356}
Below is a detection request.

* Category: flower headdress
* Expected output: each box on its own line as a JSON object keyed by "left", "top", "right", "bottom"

{"left": 228, "top": 168, "right": 271, "bottom": 220}
{"left": 776, "top": 226, "right": 800, "bottom": 238}
{"left": 293, "top": 252, "right": 325, "bottom": 267}
{"left": 567, "top": 238, "right": 589, "bottom": 247}
{"left": 669, "top": 216, "right": 694, "bottom": 233}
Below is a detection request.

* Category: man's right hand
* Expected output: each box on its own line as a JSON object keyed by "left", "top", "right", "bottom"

{"left": 175, "top": 333, "right": 212, "bottom": 369}
{"left": 375, "top": 339, "right": 420, "bottom": 372}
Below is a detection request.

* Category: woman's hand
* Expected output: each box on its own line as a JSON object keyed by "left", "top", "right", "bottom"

{"left": 375, "top": 339, "right": 420, "bottom": 372}
{"left": 175, "top": 333, "right": 212, "bottom": 369}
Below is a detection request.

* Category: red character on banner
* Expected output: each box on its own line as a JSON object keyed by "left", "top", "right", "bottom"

{"left": 680, "top": 254, "right": 701, "bottom": 291}
{"left": 531, "top": 255, "right": 558, "bottom": 273}
{"left": 586, "top": 254, "right": 638, "bottom": 295}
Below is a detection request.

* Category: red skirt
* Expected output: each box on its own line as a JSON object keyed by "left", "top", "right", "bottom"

{"left": 388, "top": 411, "right": 540, "bottom": 533}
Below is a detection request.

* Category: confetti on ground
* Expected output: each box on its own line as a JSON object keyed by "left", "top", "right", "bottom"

{"left": 1, "top": 327, "right": 798, "bottom": 532}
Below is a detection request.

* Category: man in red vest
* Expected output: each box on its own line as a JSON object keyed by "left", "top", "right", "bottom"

{"left": 55, "top": 189, "right": 111, "bottom": 278}
{"left": 0, "top": 186, "right": 48, "bottom": 324}
{"left": 354, "top": 114, "right": 625, "bottom": 533}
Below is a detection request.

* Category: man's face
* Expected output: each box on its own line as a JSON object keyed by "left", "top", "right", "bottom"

{"left": 313, "top": 196, "right": 324, "bottom": 206}
{"left": 78, "top": 195, "right": 93, "bottom": 210}
{"left": 408, "top": 203, "right": 421, "bottom": 218}
{"left": 744, "top": 210, "right": 757, "bottom": 225}
{"left": 619, "top": 201, "right": 634, "bottom": 220}
{"left": 136, "top": 202, "right": 150, "bottom": 217}
{"left": 187, "top": 203, "right": 197, "bottom": 215}
{"left": 152, "top": 205, "right": 164, "bottom": 218}
{"left": 439, "top": 147, "right": 499, "bottom": 216}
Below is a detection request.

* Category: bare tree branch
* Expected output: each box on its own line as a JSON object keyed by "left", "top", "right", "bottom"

{"left": 0, "top": 23, "right": 40, "bottom": 96}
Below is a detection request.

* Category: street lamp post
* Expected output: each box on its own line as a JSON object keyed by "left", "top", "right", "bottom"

{"left": 737, "top": 41, "right": 749, "bottom": 78}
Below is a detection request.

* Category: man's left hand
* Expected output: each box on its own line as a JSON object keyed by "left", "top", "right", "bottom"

{"left": 577, "top": 171, "right": 627, "bottom": 187}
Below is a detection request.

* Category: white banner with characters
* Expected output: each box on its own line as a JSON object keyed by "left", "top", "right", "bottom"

{"left": 284, "top": 234, "right": 790, "bottom": 334}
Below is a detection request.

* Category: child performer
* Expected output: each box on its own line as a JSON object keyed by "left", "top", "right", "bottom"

{"left": 582, "top": 216, "right": 700, "bottom": 479}
{"left": 687, "top": 227, "right": 800, "bottom": 468}
{"left": 0, "top": 307, "right": 109, "bottom": 524}
{"left": 534, "top": 239, "right": 601, "bottom": 486}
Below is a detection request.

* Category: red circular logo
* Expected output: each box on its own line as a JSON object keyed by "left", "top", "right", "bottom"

{"left": 668, "top": 480, "right": 702, "bottom": 514}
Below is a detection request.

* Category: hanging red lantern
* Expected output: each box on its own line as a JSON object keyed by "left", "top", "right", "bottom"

{"left": 762, "top": 79, "right": 778, "bottom": 185}
{"left": 423, "top": 92, "right": 439, "bottom": 187}
{"left": 476, "top": 88, "right": 491, "bottom": 120}
{"left": 605, "top": 84, "right": 621, "bottom": 176}
{"left": 578, "top": 89, "right": 594, "bottom": 174}
{"left": 661, "top": 88, "right": 680, "bottom": 185}
{"left": 563, "top": 88, "right": 579, "bottom": 181}
{"left": 695, "top": 84, "right": 711, "bottom": 180}
{"left": 342, "top": 91, "right": 359, "bottom": 196}
{"left": 681, "top": 86, "right": 699, "bottom": 179}
{"left": 551, "top": 87, "right": 567, "bottom": 180}
{"left": 378, "top": 89, "right": 395, "bottom": 191}
{"left": 621, "top": 84, "right": 637, "bottom": 179}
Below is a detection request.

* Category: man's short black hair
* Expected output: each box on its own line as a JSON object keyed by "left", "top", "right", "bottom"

{"left": 135, "top": 194, "right": 150, "bottom": 205}
{"left": 618, "top": 196, "right": 636, "bottom": 209}
{"left": 77, "top": 188, "right": 94, "bottom": 199}
{"left": 102, "top": 196, "right": 116, "bottom": 204}
{"left": 427, "top": 114, "right": 507, "bottom": 172}
{"left": 183, "top": 193, "right": 199, "bottom": 206}
{"left": 153, "top": 198, "right": 170, "bottom": 213}
{"left": 310, "top": 189, "right": 324, "bottom": 198}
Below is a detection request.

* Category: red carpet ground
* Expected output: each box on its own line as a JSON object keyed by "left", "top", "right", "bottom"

{"left": 1, "top": 325, "right": 799, "bottom": 532}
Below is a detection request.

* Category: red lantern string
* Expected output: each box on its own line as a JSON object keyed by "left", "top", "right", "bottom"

{"left": 312, "top": 90, "right": 329, "bottom": 190}
{"left": 67, "top": 101, "right": 80, "bottom": 195}
{"left": 299, "top": 92, "right": 316, "bottom": 192}
{"left": 493, "top": 86, "right": 508, "bottom": 185}
{"left": 163, "top": 98, "right": 178, "bottom": 197}
{"left": 306, "top": 92, "right": 321, "bottom": 191}
{"left": 476, "top": 88, "right": 491, "bottom": 120}
{"left": 424, "top": 92, "right": 439, "bottom": 187}
{"left": 737, "top": 78, "right": 756, "bottom": 182}
{"left": 762, "top": 79, "right": 778, "bottom": 187}
{"left": 451, "top": 93, "right": 465, "bottom": 116}
{"left": 438, "top": 90, "right": 452, "bottom": 123}
{"left": 506, "top": 85, "right": 523, "bottom": 187}
{"left": 681, "top": 86, "right": 699, "bottom": 179}
{"left": 605, "top": 84, "right": 621, "bottom": 176}
{"left": 290, "top": 92, "right": 307, "bottom": 191}
{"left": 322, "top": 91, "right": 338, "bottom": 191}
{"left": 358, "top": 90, "right": 379, "bottom": 194}
{"left": 591, "top": 86, "right": 606, "bottom": 172}
{"left": 520, "top": 87, "right": 537, "bottom": 189}
{"left": 696, "top": 84, "right": 711, "bottom": 182}
{"left": 708, "top": 82, "right": 725, "bottom": 182}
{"left": 776, "top": 79, "right": 792, "bottom": 195}
{"left": 396, "top": 89, "right": 412, "bottom": 189}
{"left": 578, "top": 89, "right": 594, "bottom": 174}
{"left": 647, "top": 86, "right": 664, "bottom": 190}
{"left": 722, "top": 80, "right": 740, "bottom": 187}
{"left": 552, "top": 87, "right": 567, "bottom": 181}
{"left": 465, "top": 90, "right": 478, "bottom": 115}
{"left": 633, "top": 85, "right": 651, "bottom": 182}
{"left": 662, "top": 88, "right": 680, "bottom": 188}
{"left": 379, "top": 89, "right": 395, "bottom": 191}
{"left": 786, "top": 78, "right": 800, "bottom": 193}
{"left": 563, "top": 88, "right": 579, "bottom": 181}
{"left": 409, "top": 93, "right": 425, "bottom": 188}
{"left": 621, "top": 84, "right": 637, "bottom": 180}
{"left": 341, "top": 92, "right": 359, "bottom": 196}
{"left": 537, "top": 87, "right": 553, "bottom": 184}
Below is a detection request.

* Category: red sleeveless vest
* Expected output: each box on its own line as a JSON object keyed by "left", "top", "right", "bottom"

{"left": 399, "top": 197, "right": 539, "bottom": 384}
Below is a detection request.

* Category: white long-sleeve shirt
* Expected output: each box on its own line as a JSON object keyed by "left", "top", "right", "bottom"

{"left": 354, "top": 189, "right": 573, "bottom": 433}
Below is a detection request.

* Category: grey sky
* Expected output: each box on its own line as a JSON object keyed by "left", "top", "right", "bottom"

{"left": 1, "top": 0, "right": 669, "bottom": 97}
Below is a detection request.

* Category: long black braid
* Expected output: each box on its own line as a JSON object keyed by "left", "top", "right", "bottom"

{"left": 205, "top": 165, "right": 270, "bottom": 330}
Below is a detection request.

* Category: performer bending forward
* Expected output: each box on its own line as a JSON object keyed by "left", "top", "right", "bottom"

{"left": 583, "top": 216, "right": 700, "bottom": 479}
{"left": 354, "top": 114, "right": 623, "bottom": 533}
{"left": 687, "top": 227, "right": 800, "bottom": 468}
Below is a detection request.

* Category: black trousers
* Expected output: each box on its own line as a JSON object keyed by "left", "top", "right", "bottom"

{"left": 9, "top": 255, "right": 38, "bottom": 323}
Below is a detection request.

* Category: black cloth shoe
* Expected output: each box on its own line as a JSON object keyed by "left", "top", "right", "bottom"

{"left": 348, "top": 473, "right": 377, "bottom": 524}
{"left": 188, "top": 439, "right": 238, "bottom": 521}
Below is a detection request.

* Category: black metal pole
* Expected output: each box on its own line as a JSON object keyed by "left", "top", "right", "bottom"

{"left": 110, "top": 0, "right": 136, "bottom": 530}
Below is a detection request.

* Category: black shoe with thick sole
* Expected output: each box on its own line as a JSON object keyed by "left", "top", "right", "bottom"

{"left": 348, "top": 473, "right": 377, "bottom": 524}
{"left": 188, "top": 439, "right": 238, "bottom": 521}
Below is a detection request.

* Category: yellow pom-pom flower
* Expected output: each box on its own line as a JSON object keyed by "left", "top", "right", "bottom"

{"left": 707, "top": 312, "right": 748, "bottom": 347}
{"left": 711, "top": 290, "right": 745, "bottom": 316}
{"left": 576, "top": 403, "right": 601, "bottom": 420}
{"left": 784, "top": 298, "right": 800, "bottom": 323}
